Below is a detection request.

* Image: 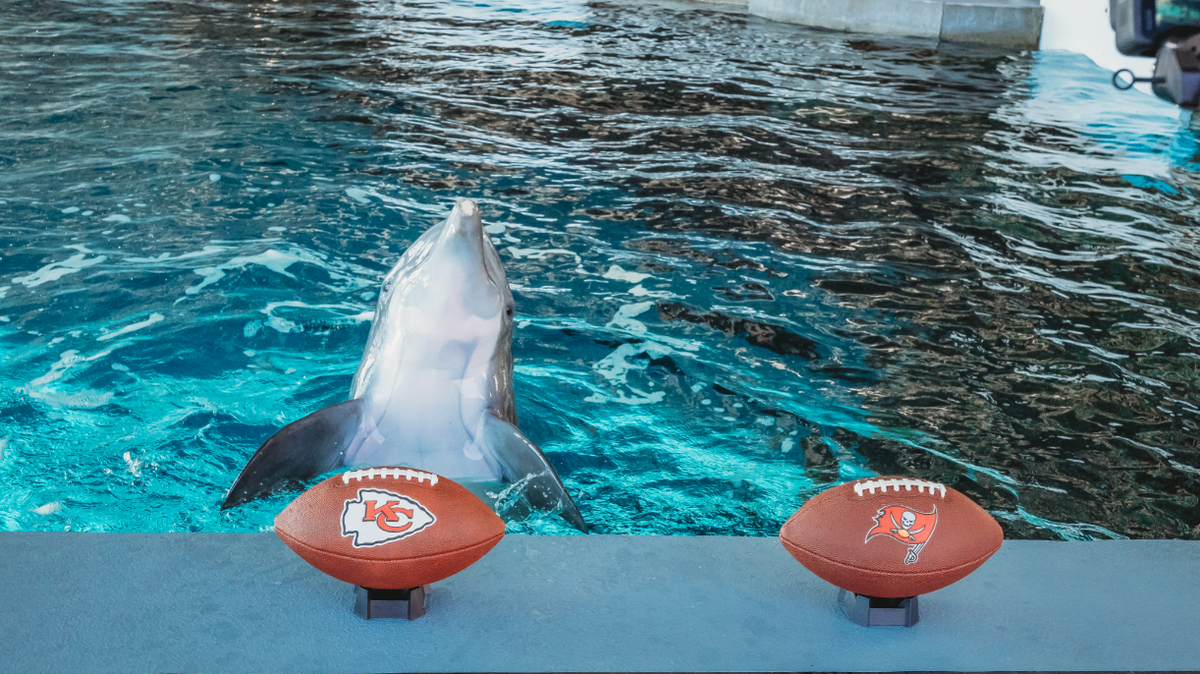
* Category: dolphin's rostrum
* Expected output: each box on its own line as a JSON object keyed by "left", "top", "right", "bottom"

{"left": 223, "top": 199, "right": 587, "bottom": 532}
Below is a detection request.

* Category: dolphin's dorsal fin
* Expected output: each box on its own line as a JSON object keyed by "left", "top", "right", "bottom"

{"left": 221, "top": 398, "right": 368, "bottom": 509}
{"left": 482, "top": 414, "right": 587, "bottom": 533}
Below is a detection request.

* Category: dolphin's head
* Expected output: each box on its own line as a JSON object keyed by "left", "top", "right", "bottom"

{"left": 351, "top": 199, "right": 516, "bottom": 422}
{"left": 430, "top": 199, "right": 513, "bottom": 324}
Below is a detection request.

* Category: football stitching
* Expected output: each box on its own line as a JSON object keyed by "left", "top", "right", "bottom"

{"left": 853, "top": 478, "right": 945, "bottom": 498}
{"left": 341, "top": 467, "right": 439, "bottom": 486}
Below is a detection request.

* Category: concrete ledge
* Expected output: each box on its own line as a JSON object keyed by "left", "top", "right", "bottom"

{"left": 2, "top": 533, "right": 1198, "bottom": 673}
{"left": 747, "top": 0, "right": 1043, "bottom": 48}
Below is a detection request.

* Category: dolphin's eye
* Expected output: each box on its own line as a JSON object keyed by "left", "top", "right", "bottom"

{"left": 505, "top": 306, "right": 513, "bottom": 317}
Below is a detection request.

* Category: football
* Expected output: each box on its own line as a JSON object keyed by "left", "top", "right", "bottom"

{"left": 275, "top": 466, "right": 505, "bottom": 589}
{"left": 779, "top": 476, "right": 1002, "bottom": 598}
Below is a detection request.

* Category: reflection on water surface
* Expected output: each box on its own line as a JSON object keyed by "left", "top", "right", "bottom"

{"left": 1, "top": 0, "right": 1198, "bottom": 538}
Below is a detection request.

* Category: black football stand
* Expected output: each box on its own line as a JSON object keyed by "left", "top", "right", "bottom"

{"left": 354, "top": 585, "right": 430, "bottom": 620}
{"left": 838, "top": 589, "right": 919, "bottom": 627}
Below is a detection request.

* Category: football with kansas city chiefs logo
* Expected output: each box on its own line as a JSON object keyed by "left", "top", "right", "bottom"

{"left": 275, "top": 467, "right": 505, "bottom": 589}
{"left": 779, "top": 476, "right": 1002, "bottom": 598}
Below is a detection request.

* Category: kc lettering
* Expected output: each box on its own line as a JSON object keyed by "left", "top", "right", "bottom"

{"left": 364, "top": 500, "right": 415, "bottom": 533}
{"left": 342, "top": 488, "right": 435, "bottom": 547}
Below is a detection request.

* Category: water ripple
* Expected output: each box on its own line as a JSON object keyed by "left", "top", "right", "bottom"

{"left": 1, "top": 0, "right": 1199, "bottom": 538}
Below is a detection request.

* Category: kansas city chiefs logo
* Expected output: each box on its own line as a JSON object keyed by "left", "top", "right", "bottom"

{"left": 341, "top": 488, "right": 435, "bottom": 548}
{"left": 865, "top": 506, "right": 937, "bottom": 565}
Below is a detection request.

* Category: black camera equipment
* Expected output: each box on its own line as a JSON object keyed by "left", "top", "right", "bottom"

{"left": 1111, "top": 0, "right": 1200, "bottom": 108}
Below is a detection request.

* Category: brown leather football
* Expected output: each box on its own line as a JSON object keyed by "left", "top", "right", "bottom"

{"left": 779, "top": 476, "right": 1002, "bottom": 598}
{"left": 275, "top": 466, "right": 505, "bottom": 589}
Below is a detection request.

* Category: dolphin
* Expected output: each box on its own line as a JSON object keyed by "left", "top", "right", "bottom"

{"left": 222, "top": 199, "right": 587, "bottom": 532}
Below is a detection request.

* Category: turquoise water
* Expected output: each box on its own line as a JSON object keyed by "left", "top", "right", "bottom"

{"left": 2, "top": 0, "right": 1199, "bottom": 538}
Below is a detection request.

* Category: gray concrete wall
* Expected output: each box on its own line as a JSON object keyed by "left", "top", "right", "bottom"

{"left": 746, "top": 0, "right": 1044, "bottom": 48}
{"left": 1, "top": 532, "right": 1198, "bottom": 673}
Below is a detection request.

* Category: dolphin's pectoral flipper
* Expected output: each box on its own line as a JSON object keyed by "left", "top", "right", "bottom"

{"left": 221, "top": 398, "right": 368, "bottom": 509}
{"left": 482, "top": 414, "right": 587, "bottom": 532}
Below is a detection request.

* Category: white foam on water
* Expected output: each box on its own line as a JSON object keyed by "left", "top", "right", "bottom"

{"left": 126, "top": 245, "right": 228, "bottom": 264}
{"left": 102, "top": 214, "right": 131, "bottom": 224}
{"left": 240, "top": 250, "right": 306, "bottom": 276}
{"left": 12, "top": 252, "right": 107, "bottom": 287}
{"left": 33, "top": 502, "right": 62, "bottom": 516}
{"left": 27, "top": 349, "right": 112, "bottom": 388}
{"left": 268, "top": 226, "right": 286, "bottom": 232}
{"left": 270, "top": 180, "right": 282, "bottom": 186}
{"left": 995, "top": 506, "right": 1127, "bottom": 541}
{"left": 606, "top": 302, "right": 697, "bottom": 351}
{"left": 579, "top": 300, "right": 709, "bottom": 405}
{"left": 592, "top": 342, "right": 670, "bottom": 386}
{"left": 0, "top": 286, "right": 8, "bottom": 299}
{"left": 209, "top": 174, "right": 221, "bottom": 182}
{"left": 184, "top": 247, "right": 372, "bottom": 296}
{"left": 483, "top": 222, "right": 506, "bottom": 234}
{"left": 627, "top": 284, "right": 677, "bottom": 299}
{"left": 585, "top": 341, "right": 671, "bottom": 405}
{"left": 186, "top": 250, "right": 296, "bottom": 295}
{"left": 607, "top": 301, "right": 654, "bottom": 335}
{"left": 264, "top": 315, "right": 299, "bottom": 334}
{"left": 0, "top": 438, "right": 6, "bottom": 462}
{"left": 603, "top": 264, "right": 651, "bottom": 283}
{"left": 97, "top": 313, "right": 164, "bottom": 342}
{"left": 29, "top": 388, "right": 115, "bottom": 409}
{"left": 61, "top": 207, "right": 80, "bottom": 214}
{"left": 505, "top": 246, "right": 582, "bottom": 263}
{"left": 345, "top": 187, "right": 372, "bottom": 204}
{"left": 81, "top": 210, "right": 93, "bottom": 216}
{"left": 259, "top": 300, "right": 375, "bottom": 333}
{"left": 509, "top": 284, "right": 571, "bottom": 295}
{"left": 781, "top": 438, "right": 795, "bottom": 453}
{"left": 0, "top": 317, "right": 8, "bottom": 323}
{"left": 123, "top": 451, "right": 142, "bottom": 478}
{"left": 584, "top": 387, "right": 666, "bottom": 405}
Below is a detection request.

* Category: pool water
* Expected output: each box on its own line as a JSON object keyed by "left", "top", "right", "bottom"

{"left": 2, "top": 0, "right": 1199, "bottom": 538}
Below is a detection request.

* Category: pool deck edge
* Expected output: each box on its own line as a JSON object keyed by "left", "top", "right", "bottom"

{"left": 1, "top": 533, "right": 1198, "bottom": 673}
{"left": 746, "top": 0, "right": 1044, "bottom": 48}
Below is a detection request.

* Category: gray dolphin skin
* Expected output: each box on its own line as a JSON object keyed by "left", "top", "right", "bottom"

{"left": 222, "top": 199, "right": 587, "bottom": 532}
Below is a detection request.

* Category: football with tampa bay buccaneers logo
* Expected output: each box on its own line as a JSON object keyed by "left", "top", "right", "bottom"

{"left": 779, "top": 476, "right": 1002, "bottom": 598}
{"left": 274, "top": 467, "right": 505, "bottom": 589}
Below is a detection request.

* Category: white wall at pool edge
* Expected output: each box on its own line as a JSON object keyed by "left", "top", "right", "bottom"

{"left": 1040, "top": 0, "right": 1154, "bottom": 84}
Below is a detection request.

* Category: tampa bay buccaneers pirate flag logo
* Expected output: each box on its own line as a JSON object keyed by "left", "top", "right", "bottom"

{"left": 865, "top": 506, "right": 938, "bottom": 565}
